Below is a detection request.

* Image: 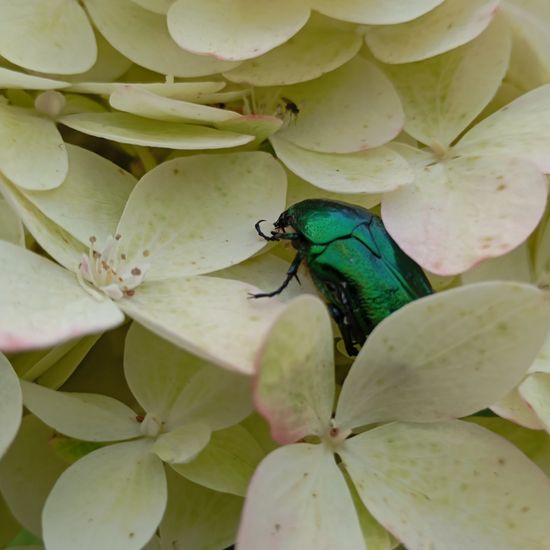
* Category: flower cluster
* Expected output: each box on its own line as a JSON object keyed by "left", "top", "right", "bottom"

{"left": 1, "top": 1, "right": 550, "bottom": 549}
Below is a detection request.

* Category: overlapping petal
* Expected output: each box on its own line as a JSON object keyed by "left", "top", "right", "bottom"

{"left": 167, "top": 0, "right": 310, "bottom": 61}
{"left": 0, "top": 354, "right": 22, "bottom": 458}
{"left": 0, "top": 67, "right": 68, "bottom": 90}
{"left": 0, "top": 0, "right": 96, "bottom": 74}
{"left": 491, "top": 388, "right": 545, "bottom": 429}
{"left": 519, "top": 374, "right": 550, "bottom": 431}
{"left": 152, "top": 423, "right": 211, "bottom": 464}
{"left": 255, "top": 295, "right": 334, "bottom": 444}
{"left": 0, "top": 242, "right": 124, "bottom": 352}
{"left": 43, "top": 439, "right": 167, "bottom": 550}
{"left": 335, "top": 282, "right": 550, "bottom": 430}
{"left": 237, "top": 444, "right": 364, "bottom": 550}
{"left": 0, "top": 195, "right": 24, "bottom": 245}
{"left": 341, "top": 421, "right": 550, "bottom": 550}
{"left": 366, "top": 0, "right": 500, "bottom": 63}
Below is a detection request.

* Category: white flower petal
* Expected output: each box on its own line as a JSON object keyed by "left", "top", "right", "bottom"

{"left": 312, "top": 0, "right": 444, "bottom": 24}
{"left": 382, "top": 17, "right": 510, "bottom": 148}
{"left": 0, "top": 104, "right": 67, "bottom": 190}
{"left": 110, "top": 85, "right": 241, "bottom": 123}
{"left": 59, "top": 112, "right": 254, "bottom": 149}
{"left": 214, "top": 114, "right": 283, "bottom": 142}
{"left": 519, "top": 374, "right": 550, "bottom": 432}
{"left": 172, "top": 424, "right": 265, "bottom": 496}
{"left": 223, "top": 15, "right": 361, "bottom": 86}
{"left": 535, "top": 216, "right": 550, "bottom": 281}
{"left": 84, "top": 0, "right": 239, "bottom": 76}
{"left": 167, "top": 0, "right": 310, "bottom": 61}
{"left": 21, "top": 380, "right": 141, "bottom": 442}
{"left": 237, "top": 444, "right": 365, "bottom": 550}
{"left": 255, "top": 295, "right": 334, "bottom": 444}
{"left": 366, "top": 0, "right": 499, "bottom": 63}
{"left": 0, "top": 416, "right": 67, "bottom": 536}
{"left": 43, "top": 439, "right": 167, "bottom": 550}
{"left": 0, "top": 242, "right": 123, "bottom": 352}
{"left": 341, "top": 420, "right": 550, "bottom": 550}
{"left": 21, "top": 144, "right": 136, "bottom": 245}
{"left": 382, "top": 155, "right": 548, "bottom": 275}
{"left": 0, "top": 0, "right": 96, "bottom": 74}
{"left": 492, "top": 387, "right": 545, "bottom": 430}
{"left": 335, "top": 282, "right": 550, "bottom": 430}
{"left": 0, "top": 67, "right": 68, "bottom": 90}
{"left": 119, "top": 276, "right": 284, "bottom": 374}
{"left": 0, "top": 195, "right": 24, "bottom": 246}
{"left": 152, "top": 423, "right": 211, "bottom": 464}
{"left": 272, "top": 136, "right": 412, "bottom": 193}
{"left": 132, "top": 0, "right": 173, "bottom": 13}
{"left": 160, "top": 468, "right": 242, "bottom": 550}
{"left": 457, "top": 84, "right": 550, "bottom": 172}
{"left": 116, "top": 152, "right": 287, "bottom": 279}
{"left": 0, "top": 353, "right": 22, "bottom": 458}
{"left": 278, "top": 57, "right": 404, "bottom": 153}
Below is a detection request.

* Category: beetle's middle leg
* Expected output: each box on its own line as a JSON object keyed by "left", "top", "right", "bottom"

{"left": 328, "top": 303, "right": 358, "bottom": 357}
{"left": 249, "top": 252, "right": 303, "bottom": 299}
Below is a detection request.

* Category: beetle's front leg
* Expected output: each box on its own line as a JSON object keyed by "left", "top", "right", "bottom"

{"left": 249, "top": 252, "right": 303, "bottom": 299}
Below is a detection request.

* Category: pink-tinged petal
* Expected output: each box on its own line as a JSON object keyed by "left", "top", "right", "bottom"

{"left": 382, "top": 155, "right": 548, "bottom": 275}
{"left": 167, "top": 0, "right": 310, "bottom": 61}
{"left": 255, "top": 295, "right": 334, "bottom": 444}
{"left": 0, "top": 241, "right": 124, "bottom": 352}
{"left": 341, "top": 421, "right": 550, "bottom": 550}
{"left": 491, "top": 388, "right": 545, "bottom": 430}
{"left": 237, "top": 444, "right": 365, "bottom": 550}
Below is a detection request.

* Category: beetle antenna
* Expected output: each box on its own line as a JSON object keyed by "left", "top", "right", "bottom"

{"left": 255, "top": 219, "right": 280, "bottom": 241}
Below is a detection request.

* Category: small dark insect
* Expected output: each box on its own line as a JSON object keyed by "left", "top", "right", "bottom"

{"left": 252, "top": 199, "right": 433, "bottom": 356}
{"left": 281, "top": 96, "right": 299, "bottom": 116}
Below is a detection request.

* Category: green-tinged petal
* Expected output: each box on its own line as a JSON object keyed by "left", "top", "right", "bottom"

{"left": 341, "top": 420, "right": 550, "bottom": 550}
{"left": 167, "top": 366, "right": 252, "bottom": 431}
{"left": 84, "top": 0, "right": 238, "bottom": 76}
{"left": 519, "top": 374, "right": 550, "bottom": 432}
{"left": 457, "top": 84, "right": 550, "bottom": 172}
{"left": 67, "top": 81, "right": 225, "bottom": 99}
{"left": 382, "top": 17, "right": 510, "bottom": 148}
{"left": 535, "top": 215, "right": 550, "bottom": 282}
{"left": 167, "top": 0, "right": 310, "bottom": 61}
{"left": 530, "top": 333, "right": 550, "bottom": 374}
{"left": 0, "top": 0, "right": 96, "bottom": 74}
{"left": 21, "top": 144, "right": 136, "bottom": 245}
{"left": 468, "top": 416, "right": 550, "bottom": 475}
{"left": 215, "top": 115, "right": 282, "bottom": 142}
{"left": 335, "top": 282, "right": 550, "bottom": 430}
{"left": 366, "top": 0, "right": 499, "bottom": 63}
{"left": 21, "top": 380, "right": 140, "bottom": 442}
{"left": 0, "top": 104, "right": 67, "bottom": 190}
{"left": 116, "top": 152, "right": 286, "bottom": 279}
{"left": 0, "top": 195, "right": 24, "bottom": 245}
{"left": 462, "top": 242, "right": 532, "bottom": 284}
{"left": 119, "top": 276, "right": 284, "bottom": 374}
{"left": 110, "top": 85, "right": 241, "bottom": 123}
{"left": 312, "top": 0, "right": 444, "bottom": 24}
{"left": 0, "top": 242, "right": 123, "bottom": 352}
{"left": 0, "top": 353, "right": 22, "bottom": 458}
{"left": 43, "top": 439, "right": 167, "bottom": 550}
{"left": 132, "top": 0, "right": 173, "bottom": 13}
{"left": 278, "top": 57, "right": 404, "bottom": 153}
{"left": 153, "top": 423, "right": 211, "bottom": 464}
{"left": 172, "top": 424, "right": 264, "bottom": 496}
{"left": 223, "top": 15, "right": 361, "bottom": 86}
{"left": 382, "top": 155, "right": 548, "bottom": 275}
{"left": 272, "top": 136, "right": 412, "bottom": 193}
{"left": 256, "top": 295, "right": 334, "bottom": 444}
{"left": 213, "top": 253, "right": 318, "bottom": 303}
{"left": 59, "top": 112, "right": 254, "bottom": 149}
{"left": 286, "top": 171, "right": 381, "bottom": 209}
{"left": 0, "top": 67, "right": 68, "bottom": 90}
{"left": 160, "top": 468, "right": 242, "bottom": 550}
{"left": 237, "top": 444, "right": 364, "bottom": 550}
{"left": 0, "top": 416, "right": 67, "bottom": 536}
{"left": 0, "top": 178, "right": 85, "bottom": 270}
{"left": 492, "top": 388, "right": 545, "bottom": 430}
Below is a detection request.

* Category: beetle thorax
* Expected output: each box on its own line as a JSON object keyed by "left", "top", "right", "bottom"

{"left": 77, "top": 234, "right": 151, "bottom": 300}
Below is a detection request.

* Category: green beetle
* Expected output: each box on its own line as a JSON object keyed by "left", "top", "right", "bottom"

{"left": 253, "top": 199, "right": 433, "bottom": 356}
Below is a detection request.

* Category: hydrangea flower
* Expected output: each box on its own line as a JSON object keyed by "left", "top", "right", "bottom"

{"left": 19, "top": 322, "right": 257, "bottom": 550}
{"left": 238, "top": 283, "right": 550, "bottom": 549}
{"left": 0, "top": 150, "right": 286, "bottom": 373}
{"left": 379, "top": 18, "right": 550, "bottom": 274}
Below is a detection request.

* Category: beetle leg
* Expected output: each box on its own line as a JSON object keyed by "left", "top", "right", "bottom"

{"left": 255, "top": 220, "right": 281, "bottom": 242}
{"left": 327, "top": 304, "right": 358, "bottom": 356}
{"left": 249, "top": 252, "right": 303, "bottom": 299}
